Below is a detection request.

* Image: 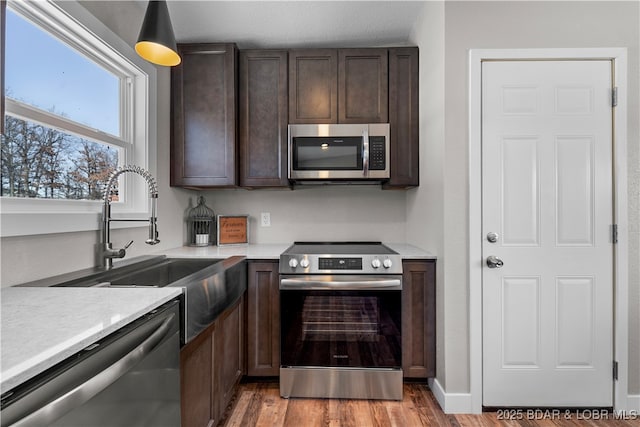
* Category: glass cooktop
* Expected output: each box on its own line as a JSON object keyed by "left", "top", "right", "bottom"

{"left": 285, "top": 241, "right": 397, "bottom": 255}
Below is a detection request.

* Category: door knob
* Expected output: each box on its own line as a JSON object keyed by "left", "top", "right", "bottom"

{"left": 486, "top": 255, "right": 504, "bottom": 268}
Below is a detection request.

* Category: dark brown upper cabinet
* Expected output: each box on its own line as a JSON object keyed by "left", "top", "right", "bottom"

{"left": 170, "top": 43, "right": 417, "bottom": 189}
{"left": 171, "top": 43, "right": 238, "bottom": 188}
{"left": 386, "top": 47, "right": 419, "bottom": 188}
{"left": 288, "top": 48, "right": 388, "bottom": 124}
{"left": 338, "top": 49, "right": 388, "bottom": 124}
{"left": 239, "top": 50, "right": 289, "bottom": 188}
{"left": 288, "top": 49, "right": 338, "bottom": 124}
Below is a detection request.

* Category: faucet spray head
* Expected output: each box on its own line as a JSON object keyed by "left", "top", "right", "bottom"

{"left": 146, "top": 194, "right": 160, "bottom": 245}
{"left": 146, "top": 221, "right": 160, "bottom": 245}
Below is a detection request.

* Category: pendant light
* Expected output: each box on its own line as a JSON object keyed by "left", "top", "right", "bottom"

{"left": 135, "top": 0, "right": 181, "bottom": 66}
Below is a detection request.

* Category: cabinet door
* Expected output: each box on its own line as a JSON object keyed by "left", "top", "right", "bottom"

{"left": 239, "top": 50, "right": 289, "bottom": 187}
{"left": 288, "top": 49, "right": 337, "bottom": 124}
{"left": 386, "top": 47, "right": 419, "bottom": 188}
{"left": 402, "top": 260, "right": 436, "bottom": 378}
{"left": 180, "top": 322, "right": 215, "bottom": 427}
{"left": 338, "top": 49, "right": 388, "bottom": 124}
{"left": 213, "top": 296, "right": 244, "bottom": 421}
{"left": 171, "top": 43, "right": 237, "bottom": 187}
{"left": 247, "top": 261, "right": 280, "bottom": 376}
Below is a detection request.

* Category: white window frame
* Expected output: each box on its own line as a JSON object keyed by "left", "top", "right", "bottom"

{"left": 0, "top": 0, "right": 158, "bottom": 237}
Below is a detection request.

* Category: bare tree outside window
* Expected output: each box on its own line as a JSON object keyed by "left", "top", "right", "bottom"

{"left": 1, "top": 116, "right": 118, "bottom": 199}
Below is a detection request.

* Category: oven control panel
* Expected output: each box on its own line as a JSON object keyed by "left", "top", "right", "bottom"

{"left": 280, "top": 255, "right": 402, "bottom": 274}
{"left": 319, "top": 257, "right": 362, "bottom": 270}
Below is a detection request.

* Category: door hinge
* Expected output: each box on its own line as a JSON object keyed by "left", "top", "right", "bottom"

{"left": 612, "top": 224, "right": 618, "bottom": 244}
{"left": 613, "top": 361, "right": 619, "bottom": 381}
{"left": 612, "top": 87, "right": 618, "bottom": 107}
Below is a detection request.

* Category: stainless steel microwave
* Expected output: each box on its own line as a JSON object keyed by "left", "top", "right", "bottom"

{"left": 288, "top": 123, "right": 390, "bottom": 181}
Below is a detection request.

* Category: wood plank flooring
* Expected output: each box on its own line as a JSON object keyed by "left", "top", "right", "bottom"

{"left": 220, "top": 381, "right": 639, "bottom": 427}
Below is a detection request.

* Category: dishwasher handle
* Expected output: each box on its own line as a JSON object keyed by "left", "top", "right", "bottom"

{"left": 7, "top": 312, "right": 176, "bottom": 427}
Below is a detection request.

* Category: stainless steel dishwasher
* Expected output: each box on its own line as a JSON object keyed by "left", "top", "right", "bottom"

{"left": 0, "top": 300, "right": 180, "bottom": 427}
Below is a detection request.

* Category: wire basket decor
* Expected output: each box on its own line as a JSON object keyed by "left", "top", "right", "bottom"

{"left": 186, "top": 196, "right": 216, "bottom": 246}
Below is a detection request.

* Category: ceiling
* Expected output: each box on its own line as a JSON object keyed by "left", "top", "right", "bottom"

{"left": 155, "top": 1, "right": 426, "bottom": 49}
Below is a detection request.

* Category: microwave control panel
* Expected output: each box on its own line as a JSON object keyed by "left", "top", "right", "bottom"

{"left": 369, "top": 136, "right": 386, "bottom": 170}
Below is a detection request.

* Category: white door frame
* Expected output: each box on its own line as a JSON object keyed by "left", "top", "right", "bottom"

{"left": 468, "top": 48, "right": 629, "bottom": 414}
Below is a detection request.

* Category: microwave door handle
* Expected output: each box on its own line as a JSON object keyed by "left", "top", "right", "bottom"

{"left": 362, "top": 129, "right": 369, "bottom": 176}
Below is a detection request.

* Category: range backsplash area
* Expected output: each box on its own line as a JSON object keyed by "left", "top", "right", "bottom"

{"left": 200, "top": 184, "right": 409, "bottom": 244}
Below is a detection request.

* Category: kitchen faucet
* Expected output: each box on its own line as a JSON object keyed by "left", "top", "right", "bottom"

{"left": 100, "top": 165, "right": 160, "bottom": 269}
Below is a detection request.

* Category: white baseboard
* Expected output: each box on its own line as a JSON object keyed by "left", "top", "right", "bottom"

{"left": 427, "top": 379, "right": 638, "bottom": 414}
{"left": 629, "top": 394, "right": 640, "bottom": 411}
{"left": 428, "top": 378, "right": 474, "bottom": 414}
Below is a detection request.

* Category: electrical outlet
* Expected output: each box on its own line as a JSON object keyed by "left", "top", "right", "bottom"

{"left": 260, "top": 212, "right": 271, "bottom": 227}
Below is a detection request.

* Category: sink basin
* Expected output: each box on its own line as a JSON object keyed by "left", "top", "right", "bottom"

{"left": 19, "top": 255, "right": 247, "bottom": 345}
{"left": 38, "top": 256, "right": 221, "bottom": 288}
{"left": 107, "top": 258, "right": 220, "bottom": 287}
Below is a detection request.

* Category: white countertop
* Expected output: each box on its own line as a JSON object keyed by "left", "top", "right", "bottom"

{"left": 160, "top": 243, "right": 436, "bottom": 260}
{"left": 160, "top": 243, "right": 290, "bottom": 260}
{"left": 386, "top": 243, "right": 437, "bottom": 259}
{"left": 0, "top": 287, "right": 182, "bottom": 394}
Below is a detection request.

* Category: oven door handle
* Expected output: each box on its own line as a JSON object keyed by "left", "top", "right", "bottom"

{"left": 280, "top": 278, "right": 402, "bottom": 290}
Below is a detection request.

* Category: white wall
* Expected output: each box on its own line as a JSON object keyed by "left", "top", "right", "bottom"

{"left": 407, "top": 1, "right": 446, "bottom": 387}
{"left": 442, "top": 0, "right": 640, "bottom": 397}
{"left": 195, "top": 187, "right": 406, "bottom": 245}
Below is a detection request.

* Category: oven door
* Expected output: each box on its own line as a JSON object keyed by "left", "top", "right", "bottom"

{"left": 280, "top": 275, "right": 402, "bottom": 369}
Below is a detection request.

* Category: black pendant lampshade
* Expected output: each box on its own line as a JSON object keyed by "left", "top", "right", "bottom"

{"left": 135, "top": 0, "right": 181, "bottom": 66}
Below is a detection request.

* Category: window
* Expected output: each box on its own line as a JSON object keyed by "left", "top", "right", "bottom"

{"left": 1, "top": 0, "right": 157, "bottom": 236}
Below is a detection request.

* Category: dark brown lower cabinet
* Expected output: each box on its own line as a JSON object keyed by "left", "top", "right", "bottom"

{"left": 214, "top": 294, "right": 244, "bottom": 419}
{"left": 402, "top": 259, "right": 436, "bottom": 378}
{"left": 180, "top": 295, "right": 244, "bottom": 427}
{"left": 180, "top": 320, "right": 214, "bottom": 427}
{"left": 246, "top": 261, "right": 280, "bottom": 376}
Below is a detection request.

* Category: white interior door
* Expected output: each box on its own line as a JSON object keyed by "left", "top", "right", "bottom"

{"left": 482, "top": 60, "right": 614, "bottom": 407}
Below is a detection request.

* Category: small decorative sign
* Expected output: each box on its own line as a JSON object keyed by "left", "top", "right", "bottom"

{"left": 217, "top": 215, "right": 249, "bottom": 246}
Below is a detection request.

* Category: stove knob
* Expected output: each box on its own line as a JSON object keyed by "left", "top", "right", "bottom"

{"left": 371, "top": 258, "right": 381, "bottom": 269}
{"left": 289, "top": 258, "right": 299, "bottom": 268}
{"left": 383, "top": 259, "right": 393, "bottom": 269}
{"left": 300, "top": 258, "right": 310, "bottom": 268}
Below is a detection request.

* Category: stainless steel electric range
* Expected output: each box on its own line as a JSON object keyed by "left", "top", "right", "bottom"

{"left": 279, "top": 242, "right": 403, "bottom": 401}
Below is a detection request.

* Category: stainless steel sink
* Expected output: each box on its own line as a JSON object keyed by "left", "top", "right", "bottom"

{"left": 18, "top": 255, "right": 247, "bottom": 345}
{"left": 106, "top": 258, "right": 221, "bottom": 288}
